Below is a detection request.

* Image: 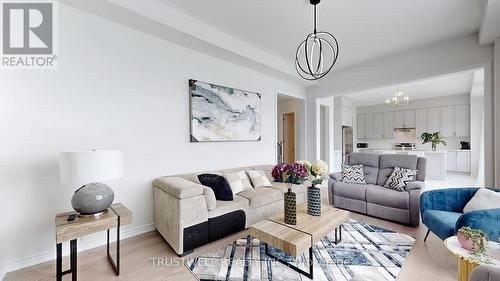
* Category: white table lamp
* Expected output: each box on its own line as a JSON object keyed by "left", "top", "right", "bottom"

{"left": 59, "top": 149, "right": 123, "bottom": 216}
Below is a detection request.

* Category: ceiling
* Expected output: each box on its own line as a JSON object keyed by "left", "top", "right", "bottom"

{"left": 346, "top": 70, "right": 475, "bottom": 107}
{"left": 158, "top": 0, "right": 483, "bottom": 70}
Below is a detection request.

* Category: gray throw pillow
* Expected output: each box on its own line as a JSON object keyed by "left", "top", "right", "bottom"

{"left": 384, "top": 167, "right": 417, "bottom": 192}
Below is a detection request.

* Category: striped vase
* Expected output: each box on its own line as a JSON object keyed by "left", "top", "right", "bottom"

{"left": 307, "top": 186, "right": 321, "bottom": 216}
{"left": 284, "top": 184, "right": 297, "bottom": 225}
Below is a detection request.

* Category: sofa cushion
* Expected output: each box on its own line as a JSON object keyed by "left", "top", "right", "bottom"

{"left": 383, "top": 167, "right": 418, "bottom": 192}
{"left": 270, "top": 182, "right": 308, "bottom": 195}
{"left": 341, "top": 164, "right": 366, "bottom": 184}
{"left": 422, "top": 210, "right": 462, "bottom": 240}
{"left": 249, "top": 165, "right": 274, "bottom": 182}
{"left": 366, "top": 185, "right": 409, "bottom": 209}
{"left": 334, "top": 182, "right": 376, "bottom": 201}
{"left": 246, "top": 170, "right": 272, "bottom": 188}
{"left": 208, "top": 195, "right": 249, "bottom": 219}
{"left": 463, "top": 188, "right": 500, "bottom": 213}
{"left": 202, "top": 186, "right": 217, "bottom": 211}
{"left": 198, "top": 174, "right": 234, "bottom": 201}
{"left": 377, "top": 154, "right": 418, "bottom": 186}
{"left": 238, "top": 187, "right": 283, "bottom": 209}
{"left": 349, "top": 153, "right": 380, "bottom": 184}
{"left": 224, "top": 171, "right": 253, "bottom": 194}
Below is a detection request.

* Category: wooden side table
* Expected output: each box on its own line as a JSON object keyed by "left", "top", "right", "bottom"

{"left": 444, "top": 236, "right": 500, "bottom": 281}
{"left": 55, "top": 203, "right": 132, "bottom": 281}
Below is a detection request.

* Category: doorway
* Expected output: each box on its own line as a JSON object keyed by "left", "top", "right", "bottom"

{"left": 277, "top": 94, "right": 304, "bottom": 164}
{"left": 283, "top": 113, "right": 295, "bottom": 163}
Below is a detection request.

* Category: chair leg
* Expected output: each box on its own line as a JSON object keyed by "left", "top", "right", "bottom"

{"left": 424, "top": 229, "right": 430, "bottom": 242}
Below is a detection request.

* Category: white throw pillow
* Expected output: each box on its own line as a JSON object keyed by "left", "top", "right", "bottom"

{"left": 224, "top": 171, "right": 253, "bottom": 194}
{"left": 463, "top": 188, "right": 500, "bottom": 213}
{"left": 341, "top": 164, "right": 366, "bottom": 184}
{"left": 246, "top": 170, "right": 272, "bottom": 188}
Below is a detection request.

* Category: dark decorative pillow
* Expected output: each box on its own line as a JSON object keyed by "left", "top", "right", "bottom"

{"left": 198, "top": 174, "right": 233, "bottom": 201}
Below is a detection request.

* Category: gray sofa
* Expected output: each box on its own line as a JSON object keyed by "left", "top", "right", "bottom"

{"left": 328, "top": 153, "right": 426, "bottom": 227}
{"left": 153, "top": 165, "right": 308, "bottom": 256}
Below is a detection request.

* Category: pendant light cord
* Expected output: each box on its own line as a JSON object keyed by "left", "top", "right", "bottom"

{"left": 313, "top": 4, "right": 317, "bottom": 34}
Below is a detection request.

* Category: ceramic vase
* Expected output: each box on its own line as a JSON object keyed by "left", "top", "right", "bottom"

{"left": 307, "top": 185, "right": 321, "bottom": 216}
{"left": 284, "top": 183, "right": 297, "bottom": 225}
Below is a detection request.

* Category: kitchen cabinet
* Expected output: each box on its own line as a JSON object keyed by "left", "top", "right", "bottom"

{"left": 456, "top": 151, "right": 471, "bottom": 172}
{"left": 416, "top": 108, "right": 428, "bottom": 138}
{"left": 357, "top": 114, "right": 366, "bottom": 139}
{"left": 447, "top": 150, "right": 471, "bottom": 173}
{"left": 366, "top": 113, "right": 375, "bottom": 139}
{"left": 374, "top": 112, "right": 385, "bottom": 139}
{"left": 441, "top": 106, "right": 455, "bottom": 137}
{"left": 341, "top": 106, "right": 353, "bottom": 127}
{"left": 394, "top": 111, "right": 404, "bottom": 128}
{"left": 428, "top": 107, "right": 442, "bottom": 133}
{"left": 455, "top": 104, "right": 470, "bottom": 137}
{"left": 384, "top": 112, "right": 395, "bottom": 139}
{"left": 404, "top": 110, "right": 416, "bottom": 128}
{"left": 447, "top": 151, "right": 457, "bottom": 171}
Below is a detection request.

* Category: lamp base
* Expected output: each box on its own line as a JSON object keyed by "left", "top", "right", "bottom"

{"left": 71, "top": 183, "right": 114, "bottom": 215}
{"left": 77, "top": 209, "right": 108, "bottom": 218}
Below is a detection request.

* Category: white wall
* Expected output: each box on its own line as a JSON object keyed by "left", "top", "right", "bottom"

{"left": 495, "top": 37, "right": 500, "bottom": 186}
{"left": 0, "top": 4, "right": 306, "bottom": 273}
{"left": 470, "top": 94, "right": 484, "bottom": 178}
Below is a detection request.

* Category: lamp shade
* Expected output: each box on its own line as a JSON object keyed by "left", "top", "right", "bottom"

{"left": 59, "top": 150, "right": 123, "bottom": 185}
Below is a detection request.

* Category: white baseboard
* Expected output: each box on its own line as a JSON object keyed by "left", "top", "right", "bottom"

{"left": 4, "top": 223, "right": 155, "bottom": 274}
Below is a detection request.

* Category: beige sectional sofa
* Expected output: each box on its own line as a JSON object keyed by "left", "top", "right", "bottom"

{"left": 153, "top": 165, "right": 308, "bottom": 256}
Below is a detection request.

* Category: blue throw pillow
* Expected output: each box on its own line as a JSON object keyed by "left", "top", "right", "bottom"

{"left": 198, "top": 174, "right": 234, "bottom": 201}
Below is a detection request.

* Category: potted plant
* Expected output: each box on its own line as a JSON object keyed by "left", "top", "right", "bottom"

{"left": 296, "top": 160, "right": 328, "bottom": 216}
{"left": 457, "top": 227, "right": 488, "bottom": 253}
{"left": 421, "top": 132, "right": 447, "bottom": 151}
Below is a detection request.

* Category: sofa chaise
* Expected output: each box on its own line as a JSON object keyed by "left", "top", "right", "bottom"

{"left": 153, "top": 165, "right": 308, "bottom": 256}
{"left": 328, "top": 153, "right": 427, "bottom": 227}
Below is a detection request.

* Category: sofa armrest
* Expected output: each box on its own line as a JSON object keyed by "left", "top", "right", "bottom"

{"left": 153, "top": 176, "right": 204, "bottom": 199}
{"left": 405, "top": 181, "right": 425, "bottom": 191}
{"left": 455, "top": 208, "right": 500, "bottom": 241}
{"left": 329, "top": 172, "right": 342, "bottom": 182}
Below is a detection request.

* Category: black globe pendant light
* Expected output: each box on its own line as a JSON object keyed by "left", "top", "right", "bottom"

{"left": 295, "top": 0, "right": 339, "bottom": 81}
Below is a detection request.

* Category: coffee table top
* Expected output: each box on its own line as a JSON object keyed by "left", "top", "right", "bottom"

{"left": 445, "top": 236, "right": 500, "bottom": 266}
{"left": 249, "top": 204, "right": 349, "bottom": 257}
{"left": 269, "top": 203, "right": 349, "bottom": 244}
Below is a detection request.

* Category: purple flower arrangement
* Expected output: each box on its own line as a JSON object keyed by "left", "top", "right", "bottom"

{"left": 272, "top": 162, "right": 308, "bottom": 184}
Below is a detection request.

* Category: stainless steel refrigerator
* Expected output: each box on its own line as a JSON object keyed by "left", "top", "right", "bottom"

{"left": 342, "top": 126, "right": 353, "bottom": 164}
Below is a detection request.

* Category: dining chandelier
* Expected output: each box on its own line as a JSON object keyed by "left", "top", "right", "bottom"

{"left": 385, "top": 85, "right": 410, "bottom": 106}
{"left": 295, "top": 0, "right": 339, "bottom": 81}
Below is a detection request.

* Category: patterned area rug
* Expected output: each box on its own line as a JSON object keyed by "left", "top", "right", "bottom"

{"left": 186, "top": 219, "right": 415, "bottom": 281}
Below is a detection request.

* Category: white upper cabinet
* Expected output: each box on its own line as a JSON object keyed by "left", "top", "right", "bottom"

{"left": 404, "top": 110, "right": 416, "bottom": 128}
{"left": 341, "top": 106, "right": 353, "bottom": 127}
{"left": 428, "top": 107, "right": 442, "bottom": 133}
{"left": 441, "top": 106, "right": 455, "bottom": 137}
{"left": 365, "top": 113, "right": 375, "bottom": 139}
{"left": 416, "top": 108, "right": 428, "bottom": 138}
{"left": 394, "top": 111, "right": 404, "bottom": 128}
{"left": 455, "top": 104, "right": 470, "bottom": 137}
{"left": 357, "top": 114, "right": 367, "bottom": 139}
{"left": 384, "top": 112, "right": 395, "bottom": 139}
{"left": 374, "top": 112, "right": 385, "bottom": 139}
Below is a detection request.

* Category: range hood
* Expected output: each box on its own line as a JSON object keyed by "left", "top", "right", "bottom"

{"left": 394, "top": 128, "right": 416, "bottom": 140}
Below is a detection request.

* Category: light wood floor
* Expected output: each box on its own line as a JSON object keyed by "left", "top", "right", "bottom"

{"left": 4, "top": 212, "right": 458, "bottom": 281}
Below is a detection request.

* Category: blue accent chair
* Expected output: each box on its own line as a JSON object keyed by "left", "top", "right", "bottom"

{"left": 420, "top": 188, "right": 500, "bottom": 241}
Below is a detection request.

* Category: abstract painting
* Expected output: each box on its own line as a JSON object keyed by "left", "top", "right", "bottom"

{"left": 189, "top": 79, "right": 261, "bottom": 142}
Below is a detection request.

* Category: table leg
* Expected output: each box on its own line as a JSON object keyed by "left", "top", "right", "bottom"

{"left": 107, "top": 206, "right": 121, "bottom": 275}
{"left": 56, "top": 243, "right": 62, "bottom": 281}
{"left": 335, "top": 225, "right": 343, "bottom": 244}
{"left": 70, "top": 239, "right": 77, "bottom": 281}
{"left": 56, "top": 240, "right": 77, "bottom": 281}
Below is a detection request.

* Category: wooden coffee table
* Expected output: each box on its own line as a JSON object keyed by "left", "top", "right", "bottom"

{"left": 250, "top": 203, "right": 349, "bottom": 278}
